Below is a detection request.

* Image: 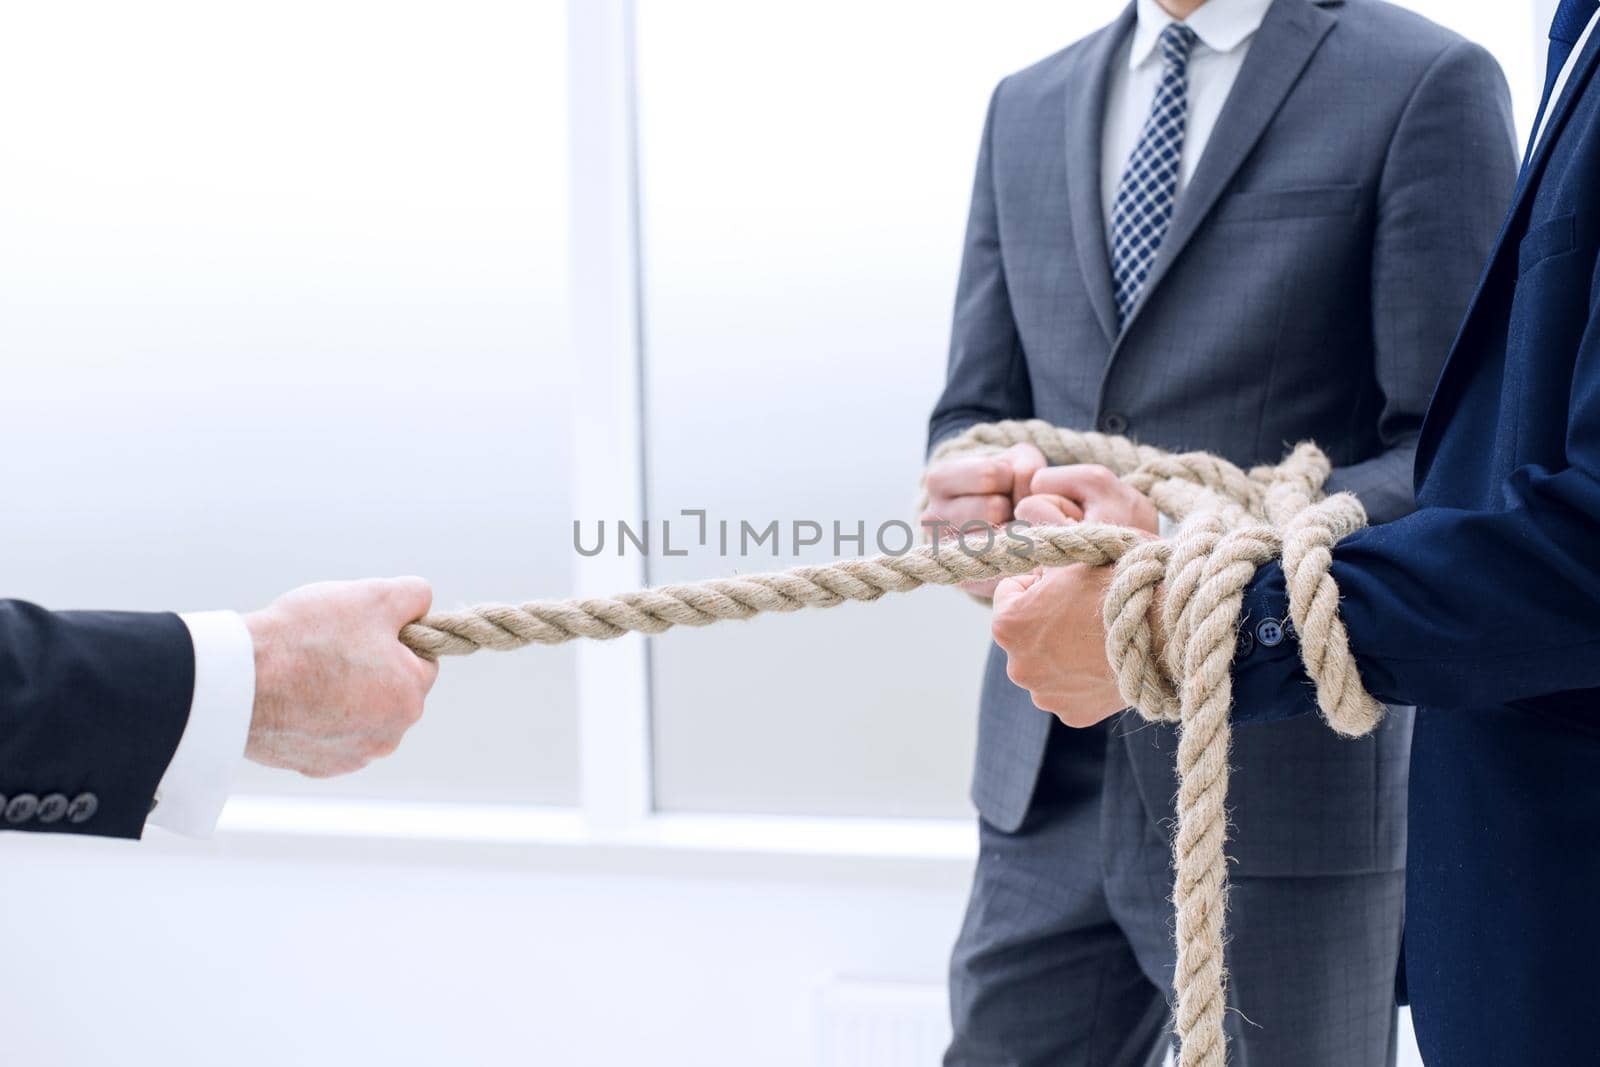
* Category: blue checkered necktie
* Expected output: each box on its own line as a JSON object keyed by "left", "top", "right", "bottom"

{"left": 1111, "top": 22, "right": 1200, "bottom": 326}
{"left": 1527, "top": 0, "right": 1599, "bottom": 167}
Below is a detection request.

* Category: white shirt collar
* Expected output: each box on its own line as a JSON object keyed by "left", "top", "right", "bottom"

{"left": 1128, "top": 0, "right": 1275, "bottom": 69}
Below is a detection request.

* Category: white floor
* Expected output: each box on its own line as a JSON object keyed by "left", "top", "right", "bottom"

{"left": 0, "top": 824, "right": 1428, "bottom": 1067}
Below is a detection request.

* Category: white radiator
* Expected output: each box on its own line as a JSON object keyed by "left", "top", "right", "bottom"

{"left": 815, "top": 979, "right": 951, "bottom": 1067}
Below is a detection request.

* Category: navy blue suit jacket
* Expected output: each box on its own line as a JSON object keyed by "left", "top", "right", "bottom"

{"left": 1232, "top": 27, "right": 1600, "bottom": 1065}
{"left": 0, "top": 601, "right": 194, "bottom": 838}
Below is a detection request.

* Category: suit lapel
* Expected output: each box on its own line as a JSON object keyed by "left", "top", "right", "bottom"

{"left": 1118, "top": 0, "right": 1337, "bottom": 337}
{"left": 1066, "top": 5, "right": 1137, "bottom": 347}
{"left": 1415, "top": 30, "right": 1600, "bottom": 478}
{"left": 1511, "top": 24, "right": 1600, "bottom": 233}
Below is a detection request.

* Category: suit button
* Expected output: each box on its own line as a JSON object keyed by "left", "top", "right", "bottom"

{"left": 5, "top": 793, "right": 40, "bottom": 823}
{"left": 1236, "top": 627, "right": 1255, "bottom": 659}
{"left": 1098, "top": 411, "right": 1130, "bottom": 435}
{"left": 66, "top": 793, "right": 99, "bottom": 825}
{"left": 36, "top": 794, "right": 70, "bottom": 824}
{"left": 1256, "top": 618, "right": 1285, "bottom": 647}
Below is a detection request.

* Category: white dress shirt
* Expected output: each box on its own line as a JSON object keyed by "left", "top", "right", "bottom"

{"left": 1101, "top": 0, "right": 1275, "bottom": 232}
{"left": 1533, "top": 8, "right": 1600, "bottom": 155}
{"left": 146, "top": 611, "right": 255, "bottom": 836}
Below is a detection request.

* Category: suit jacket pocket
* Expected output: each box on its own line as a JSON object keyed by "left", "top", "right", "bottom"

{"left": 1517, "top": 212, "right": 1577, "bottom": 275}
{"left": 1213, "top": 183, "right": 1364, "bottom": 223}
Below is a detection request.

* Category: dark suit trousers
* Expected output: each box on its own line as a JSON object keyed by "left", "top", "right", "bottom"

{"left": 945, "top": 720, "right": 1404, "bottom": 1067}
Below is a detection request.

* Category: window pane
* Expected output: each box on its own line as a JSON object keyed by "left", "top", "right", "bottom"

{"left": 637, "top": 1, "right": 1122, "bottom": 817}
{"left": 0, "top": 0, "right": 577, "bottom": 804}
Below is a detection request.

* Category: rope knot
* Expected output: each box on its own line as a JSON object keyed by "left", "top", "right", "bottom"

{"left": 926, "top": 422, "right": 1380, "bottom": 1067}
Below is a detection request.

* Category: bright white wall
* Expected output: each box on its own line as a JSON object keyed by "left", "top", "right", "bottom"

{"left": 0, "top": 0, "right": 581, "bottom": 805}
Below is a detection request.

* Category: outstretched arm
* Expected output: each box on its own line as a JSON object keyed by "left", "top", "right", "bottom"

{"left": 993, "top": 252, "right": 1600, "bottom": 726}
{"left": 0, "top": 578, "right": 440, "bottom": 839}
{"left": 0, "top": 602, "right": 196, "bottom": 837}
{"left": 1236, "top": 460, "right": 1600, "bottom": 719}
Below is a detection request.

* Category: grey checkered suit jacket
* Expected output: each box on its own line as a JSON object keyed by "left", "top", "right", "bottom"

{"left": 929, "top": 0, "right": 1518, "bottom": 874}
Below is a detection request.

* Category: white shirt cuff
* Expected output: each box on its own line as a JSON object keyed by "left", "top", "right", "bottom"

{"left": 149, "top": 611, "right": 255, "bottom": 837}
{"left": 1158, "top": 511, "right": 1177, "bottom": 538}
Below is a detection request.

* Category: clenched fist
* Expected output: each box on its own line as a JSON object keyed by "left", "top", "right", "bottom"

{"left": 991, "top": 564, "right": 1131, "bottom": 728}
{"left": 243, "top": 577, "right": 439, "bottom": 778}
{"left": 923, "top": 443, "right": 1079, "bottom": 596}
{"left": 1021, "top": 464, "right": 1159, "bottom": 534}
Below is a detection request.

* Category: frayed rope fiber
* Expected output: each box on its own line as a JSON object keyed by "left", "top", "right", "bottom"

{"left": 399, "top": 419, "right": 1381, "bottom": 1067}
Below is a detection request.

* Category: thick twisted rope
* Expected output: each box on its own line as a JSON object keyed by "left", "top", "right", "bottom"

{"left": 400, "top": 418, "right": 1382, "bottom": 1067}
{"left": 399, "top": 522, "right": 1145, "bottom": 656}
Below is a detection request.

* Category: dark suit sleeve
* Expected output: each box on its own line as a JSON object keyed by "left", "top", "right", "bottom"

{"left": 1323, "top": 41, "right": 1519, "bottom": 523}
{"left": 1234, "top": 263, "right": 1600, "bottom": 720}
{"left": 927, "top": 79, "right": 1035, "bottom": 455}
{"left": 0, "top": 601, "right": 195, "bottom": 838}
